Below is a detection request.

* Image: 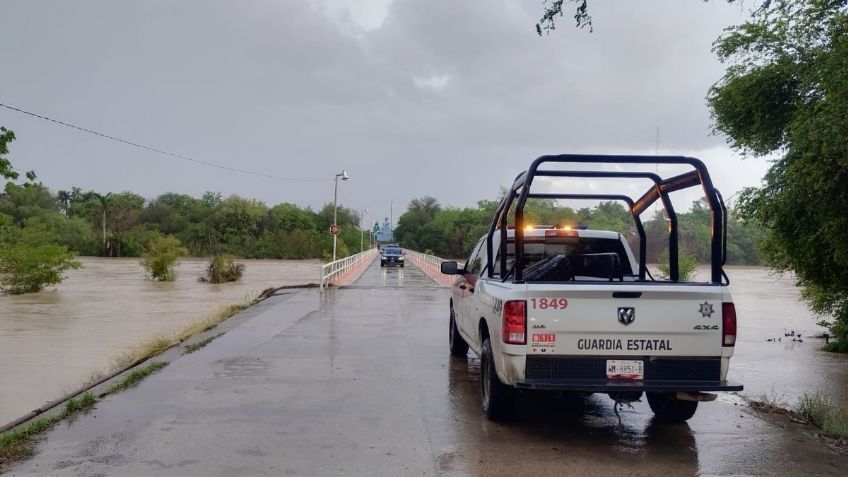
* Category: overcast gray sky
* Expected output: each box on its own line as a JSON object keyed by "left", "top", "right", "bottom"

{"left": 0, "top": 0, "right": 768, "bottom": 225}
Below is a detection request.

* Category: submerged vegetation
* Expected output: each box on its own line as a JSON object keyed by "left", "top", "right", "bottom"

{"left": 141, "top": 235, "right": 188, "bottom": 281}
{"left": 201, "top": 255, "right": 244, "bottom": 284}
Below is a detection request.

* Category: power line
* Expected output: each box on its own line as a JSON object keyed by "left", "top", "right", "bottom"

{"left": 0, "top": 102, "right": 331, "bottom": 183}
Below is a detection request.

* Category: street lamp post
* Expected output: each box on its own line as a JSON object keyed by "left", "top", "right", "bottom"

{"left": 332, "top": 169, "right": 349, "bottom": 262}
{"left": 360, "top": 208, "right": 369, "bottom": 253}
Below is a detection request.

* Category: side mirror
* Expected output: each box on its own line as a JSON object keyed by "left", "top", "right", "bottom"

{"left": 440, "top": 261, "right": 460, "bottom": 275}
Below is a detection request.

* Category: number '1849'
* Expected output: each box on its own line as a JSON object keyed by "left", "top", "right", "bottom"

{"left": 530, "top": 298, "right": 568, "bottom": 310}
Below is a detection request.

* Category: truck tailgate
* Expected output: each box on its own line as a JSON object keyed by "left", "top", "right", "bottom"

{"left": 525, "top": 284, "right": 725, "bottom": 357}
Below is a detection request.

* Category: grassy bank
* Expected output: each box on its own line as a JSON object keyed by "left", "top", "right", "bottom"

{"left": 753, "top": 392, "right": 848, "bottom": 451}
{"left": 0, "top": 392, "right": 96, "bottom": 467}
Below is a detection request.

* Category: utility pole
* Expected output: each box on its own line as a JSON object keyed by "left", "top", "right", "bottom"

{"left": 360, "top": 208, "right": 368, "bottom": 253}
{"left": 332, "top": 170, "right": 349, "bottom": 262}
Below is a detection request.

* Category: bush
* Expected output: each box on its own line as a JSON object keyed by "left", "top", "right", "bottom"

{"left": 0, "top": 241, "right": 81, "bottom": 294}
{"left": 201, "top": 255, "right": 244, "bottom": 283}
{"left": 657, "top": 250, "right": 698, "bottom": 281}
{"left": 141, "top": 235, "right": 187, "bottom": 281}
{"left": 795, "top": 392, "right": 831, "bottom": 427}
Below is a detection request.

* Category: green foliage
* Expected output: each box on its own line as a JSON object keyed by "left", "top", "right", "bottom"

{"left": 141, "top": 235, "right": 188, "bottom": 281}
{"left": 63, "top": 392, "right": 95, "bottom": 416}
{"left": 108, "top": 361, "right": 168, "bottom": 393}
{"left": 0, "top": 416, "right": 52, "bottom": 465}
{"left": 710, "top": 0, "right": 848, "bottom": 345}
{"left": 201, "top": 255, "right": 244, "bottom": 283}
{"left": 0, "top": 234, "right": 81, "bottom": 294}
{"left": 657, "top": 250, "right": 698, "bottom": 282}
{"left": 183, "top": 332, "right": 225, "bottom": 354}
{"left": 395, "top": 196, "right": 764, "bottom": 266}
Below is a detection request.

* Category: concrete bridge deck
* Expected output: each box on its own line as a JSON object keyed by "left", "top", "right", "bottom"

{"left": 7, "top": 261, "right": 847, "bottom": 476}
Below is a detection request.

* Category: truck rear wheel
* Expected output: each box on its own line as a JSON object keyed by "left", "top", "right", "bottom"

{"left": 449, "top": 307, "right": 469, "bottom": 357}
{"left": 481, "top": 337, "right": 513, "bottom": 420}
{"left": 647, "top": 392, "right": 698, "bottom": 422}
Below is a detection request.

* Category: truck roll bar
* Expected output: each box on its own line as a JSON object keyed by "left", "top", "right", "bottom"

{"left": 486, "top": 154, "right": 728, "bottom": 285}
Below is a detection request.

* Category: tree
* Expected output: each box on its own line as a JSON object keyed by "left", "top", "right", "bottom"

{"left": 91, "top": 192, "right": 112, "bottom": 256}
{"left": 106, "top": 192, "right": 144, "bottom": 257}
{"left": 709, "top": 1, "right": 848, "bottom": 348}
{"left": 534, "top": 1, "right": 766, "bottom": 36}
{"left": 1, "top": 127, "right": 15, "bottom": 181}
{"left": 56, "top": 190, "right": 71, "bottom": 215}
{"left": 141, "top": 235, "right": 188, "bottom": 281}
{"left": 0, "top": 220, "right": 81, "bottom": 294}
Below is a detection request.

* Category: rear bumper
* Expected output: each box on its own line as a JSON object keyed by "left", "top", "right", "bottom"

{"left": 513, "top": 379, "right": 743, "bottom": 392}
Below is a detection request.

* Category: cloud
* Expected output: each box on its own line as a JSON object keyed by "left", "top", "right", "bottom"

{"left": 412, "top": 73, "right": 449, "bottom": 92}
{"left": 0, "top": 0, "right": 763, "bottom": 226}
{"left": 312, "top": 0, "right": 394, "bottom": 33}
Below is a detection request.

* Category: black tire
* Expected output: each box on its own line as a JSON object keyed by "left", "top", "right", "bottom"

{"left": 380, "top": 261, "right": 385, "bottom": 267}
{"left": 449, "top": 307, "right": 469, "bottom": 357}
{"left": 481, "top": 337, "right": 513, "bottom": 420}
{"left": 647, "top": 392, "right": 698, "bottom": 422}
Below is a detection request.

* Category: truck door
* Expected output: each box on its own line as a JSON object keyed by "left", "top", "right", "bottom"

{"left": 459, "top": 238, "right": 486, "bottom": 338}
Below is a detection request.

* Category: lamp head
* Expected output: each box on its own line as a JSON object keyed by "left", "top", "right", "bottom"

{"left": 339, "top": 169, "right": 349, "bottom": 181}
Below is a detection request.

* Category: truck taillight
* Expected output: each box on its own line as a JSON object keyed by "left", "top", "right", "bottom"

{"left": 502, "top": 300, "right": 527, "bottom": 345}
{"left": 722, "top": 302, "right": 737, "bottom": 347}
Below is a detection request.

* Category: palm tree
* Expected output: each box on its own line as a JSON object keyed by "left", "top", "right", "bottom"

{"left": 56, "top": 190, "right": 71, "bottom": 215}
{"left": 92, "top": 192, "right": 112, "bottom": 257}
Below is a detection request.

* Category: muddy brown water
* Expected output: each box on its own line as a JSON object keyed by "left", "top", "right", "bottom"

{"left": 0, "top": 257, "right": 322, "bottom": 425}
{"left": 0, "top": 261, "right": 846, "bottom": 427}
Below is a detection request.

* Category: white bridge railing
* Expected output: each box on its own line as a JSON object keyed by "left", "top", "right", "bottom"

{"left": 403, "top": 249, "right": 456, "bottom": 286}
{"left": 319, "top": 248, "right": 378, "bottom": 291}
{"left": 403, "top": 249, "right": 447, "bottom": 269}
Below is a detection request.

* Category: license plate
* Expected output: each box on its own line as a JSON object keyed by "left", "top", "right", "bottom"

{"left": 606, "top": 360, "right": 644, "bottom": 380}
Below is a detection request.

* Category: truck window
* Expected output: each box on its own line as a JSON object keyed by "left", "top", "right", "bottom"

{"left": 493, "top": 237, "right": 633, "bottom": 281}
{"left": 465, "top": 238, "right": 486, "bottom": 275}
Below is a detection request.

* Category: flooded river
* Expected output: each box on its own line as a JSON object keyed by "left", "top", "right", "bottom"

{"left": 1, "top": 261, "right": 846, "bottom": 426}
{"left": 0, "top": 257, "right": 321, "bottom": 425}
{"left": 722, "top": 266, "right": 848, "bottom": 408}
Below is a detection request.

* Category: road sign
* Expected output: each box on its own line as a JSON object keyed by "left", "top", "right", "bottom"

{"left": 330, "top": 224, "right": 340, "bottom": 235}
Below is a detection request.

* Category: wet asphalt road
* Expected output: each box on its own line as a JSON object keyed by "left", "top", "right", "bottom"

{"left": 8, "top": 261, "right": 848, "bottom": 476}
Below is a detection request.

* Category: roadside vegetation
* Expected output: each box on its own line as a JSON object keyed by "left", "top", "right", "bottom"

{"left": 183, "top": 332, "right": 225, "bottom": 354}
{"left": 707, "top": 0, "right": 848, "bottom": 350}
{"left": 107, "top": 361, "right": 168, "bottom": 393}
{"left": 0, "top": 392, "right": 95, "bottom": 467}
{"left": 201, "top": 255, "right": 244, "bottom": 283}
{"left": 754, "top": 392, "right": 848, "bottom": 445}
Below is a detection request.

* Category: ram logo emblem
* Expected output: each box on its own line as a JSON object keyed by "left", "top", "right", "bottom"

{"left": 617, "top": 307, "right": 635, "bottom": 326}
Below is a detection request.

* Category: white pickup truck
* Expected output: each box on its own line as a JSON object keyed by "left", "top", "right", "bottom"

{"left": 440, "top": 155, "right": 742, "bottom": 421}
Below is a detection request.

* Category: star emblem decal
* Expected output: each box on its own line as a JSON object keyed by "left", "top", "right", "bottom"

{"left": 699, "top": 301, "right": 715, "bottom": 318}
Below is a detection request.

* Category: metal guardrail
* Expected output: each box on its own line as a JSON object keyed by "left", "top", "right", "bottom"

{"left": 403, "top": 249, "right": 447, "bottom": 269}
{"left": 319, "top": 248, "right": 378, "bottom": 291}
{"left": 403, "top": 249, "right": 458, "bottom": 287}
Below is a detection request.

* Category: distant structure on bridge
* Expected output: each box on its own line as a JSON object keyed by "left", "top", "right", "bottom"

{"left": 373, "top": 218, "right": 394, "bottom": 243}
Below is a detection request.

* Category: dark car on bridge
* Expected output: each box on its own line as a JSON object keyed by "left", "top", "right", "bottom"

{"left": 380, "top": 246, "right": 405, "bottom": 267}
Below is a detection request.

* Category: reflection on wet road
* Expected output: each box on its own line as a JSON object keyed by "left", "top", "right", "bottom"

{"left": 9, "top": 261, "right": 847, "bottom": 476}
